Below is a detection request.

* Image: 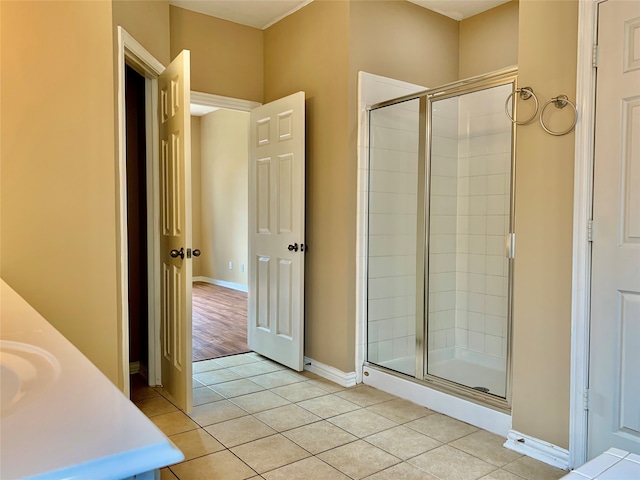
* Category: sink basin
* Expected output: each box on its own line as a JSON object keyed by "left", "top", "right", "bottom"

{"left": 0, "top": 340, "right": 61, "bottom": 418}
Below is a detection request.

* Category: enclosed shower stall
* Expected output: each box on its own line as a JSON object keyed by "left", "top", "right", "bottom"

{"left": 365, "top": 69, "right": 516, "bottom": 410}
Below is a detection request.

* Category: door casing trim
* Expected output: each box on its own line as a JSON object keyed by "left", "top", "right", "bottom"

{"left": 570, "top": 0, "right": 604, "bottom": 468}
{"left": 116, "top": 27, "right": 164, "bottom": 395}
{"left": 191, "top": 91, "right": 260, "bottom": 112}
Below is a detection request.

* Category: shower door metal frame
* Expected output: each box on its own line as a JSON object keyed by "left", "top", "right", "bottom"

{"left": 367, "top": 67, "right": 519, "bottom": 413}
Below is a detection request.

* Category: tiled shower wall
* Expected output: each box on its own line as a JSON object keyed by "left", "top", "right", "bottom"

{"left": 427, "top": 99, "right": 460, "bottom": 354}
{"left": 367, "top": 99, "right": 420, "bottom": 373}
{"left": 453, "top": 85, "right": 511, "bottom": 362}
{"left": 428, "top": 85, "right": 512, "bottom": 366}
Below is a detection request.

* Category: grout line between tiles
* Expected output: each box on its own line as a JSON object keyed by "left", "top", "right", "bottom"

{"left": 131, "top": 354, "right": 565, "bottom": 480}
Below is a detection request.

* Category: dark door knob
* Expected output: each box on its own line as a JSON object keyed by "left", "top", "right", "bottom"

{"left": 192, "top": 249, "right": 201, "bottom": 257}
{"left": 287, "top": 243, "right": 299, "bottom": 252}
{"left": 170, "top": 248, "right": 185, "bottom": 259}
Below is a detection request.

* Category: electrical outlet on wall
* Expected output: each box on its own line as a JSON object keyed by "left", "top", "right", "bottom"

{"left": 240, "top": 264, "right": 245, "bottom": 272}
{"left": 228, "top": 261, "right": 233, "bottom": 270}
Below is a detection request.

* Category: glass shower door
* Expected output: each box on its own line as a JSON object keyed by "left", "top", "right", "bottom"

{"left": 426, "top": 83, "right": 514, "bottom": 398}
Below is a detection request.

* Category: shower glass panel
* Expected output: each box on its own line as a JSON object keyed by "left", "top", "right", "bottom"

{"left": 366, "top": 98, "right": 421, "bottom": 377}
{"left": 427, "top": 84, "right": 513, "bottom": 398}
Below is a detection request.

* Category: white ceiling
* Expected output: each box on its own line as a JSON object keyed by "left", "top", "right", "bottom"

{"left": 169, "top": 0, "right": 313, "bottom": 30}
{"left": 170, "top": 0, "right": 511, "bottom": 30}
{"left": 409, "top": 0, "right": 510, "bottom": 21}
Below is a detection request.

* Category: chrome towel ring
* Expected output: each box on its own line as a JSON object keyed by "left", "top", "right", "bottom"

{"left": 539, "top": 94, "right": 577, "bottom": 136}
{"left": 505, "top": 87, "right": 539, "bottom": 125}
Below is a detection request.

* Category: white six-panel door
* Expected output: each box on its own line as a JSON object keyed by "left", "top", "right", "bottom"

{"left": 589, "top": 0, "right": 640, "bottom": 458}
{"left": 248, "top": 92, "right": 305, "bottom": 371}
{"left": 158, "top": 50, "right": 193, "bottom": 413}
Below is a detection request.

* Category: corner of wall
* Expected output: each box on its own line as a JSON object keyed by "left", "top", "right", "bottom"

{"left": 510, "top": 0, "right": 578, "bottom": 450}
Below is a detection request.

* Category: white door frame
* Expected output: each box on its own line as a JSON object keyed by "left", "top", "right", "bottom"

{"left": 570, "top": 0, "right": 605, "bottom": 468}
{"left": 116, "top": 27, "right": 165, "bottom": 394}
{"left": 191, "top": 91, "right": 261, "bottom": 113}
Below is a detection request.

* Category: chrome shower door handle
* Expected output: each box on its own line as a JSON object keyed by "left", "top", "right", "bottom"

{"left": 505, "top": 233, "right": 516, "bottom": 259}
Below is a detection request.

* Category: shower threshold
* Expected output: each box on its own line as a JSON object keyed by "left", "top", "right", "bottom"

{"left": 362, "top": 362, "right": 512, "bottom": 437}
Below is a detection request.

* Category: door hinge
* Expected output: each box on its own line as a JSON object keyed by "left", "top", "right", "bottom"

{"left": 592, "top": 44, "right": 599, "bottom": 68}
{"left": 587, "top": 219, "right": 594, "bottom": 242}
{"left": 583, "top": 388, "right": 590, "bottom": 410}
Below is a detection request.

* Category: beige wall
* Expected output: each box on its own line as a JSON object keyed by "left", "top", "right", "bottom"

{"left": 198, "top": 109, "right": 249, "bottom": 286}
{"left": 170, "top": 6, "right": 263, "bottom": 102}
{"left": 191, "top": 116, "right": 203, "bottom": 277}
{"left": 511, "top": 0, "right": 578, "bottom": 449}
{"left": 265, "top": 0, "right": 352, "bottom": 371}
{"left": 0, "top": 1, "right": 121, "bottom": 385}
{"left": 459, "top": 0, "right": 519, "bottom": 78}
{"left": 350, "top": 0, "right": 459, "bottom": 88}
{"left": 112, "top": 0, "right": 171, "bottom": 66}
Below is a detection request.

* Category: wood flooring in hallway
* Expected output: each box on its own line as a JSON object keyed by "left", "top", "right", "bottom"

{"left": 192, "top": 282, "right": 249, "bottom": 362}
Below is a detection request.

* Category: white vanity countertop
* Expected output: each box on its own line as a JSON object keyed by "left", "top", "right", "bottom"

{"left": 0, "top": 279, "right": 184, "bottom": 480}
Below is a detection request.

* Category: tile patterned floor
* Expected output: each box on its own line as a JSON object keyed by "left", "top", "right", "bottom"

{"left": 131, "top": 353, "right": 566, "bottom": 480}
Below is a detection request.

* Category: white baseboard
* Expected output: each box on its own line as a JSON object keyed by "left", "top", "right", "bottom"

{"left": 193, "top": 276, "right": 248, "bottom": 293}
{"left": 129, "top": 361, "right": 148, "bottom": 380}
{"left": 304, "top": 356, "right": 357, "bottom": 388}
{"left": 139, "top": 362, "right": 148, "bottom": 381}
{"left": 504, "top": 430, "right": 570, "bottom": 470}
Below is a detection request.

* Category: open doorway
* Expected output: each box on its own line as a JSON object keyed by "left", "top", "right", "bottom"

{"left": 125, "top": 64, "right": 150, "bottom": 382}
{"left": 190, "top": 107, "right": 251, "bottom": 362}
